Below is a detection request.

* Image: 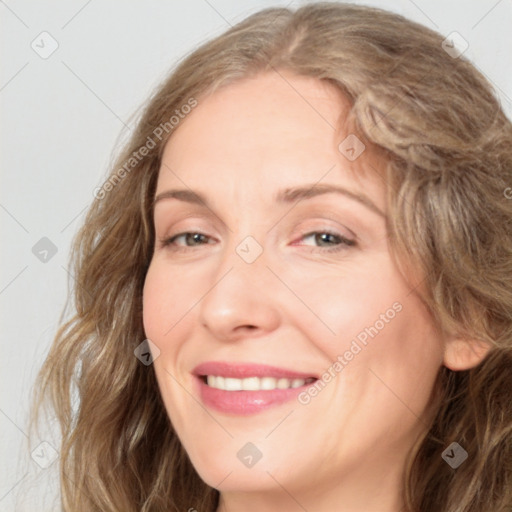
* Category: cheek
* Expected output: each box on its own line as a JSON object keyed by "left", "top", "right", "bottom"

{"left": 286, "top": 255, "right": 409, "bottom": 349}
{"left": 142, "top": 265, "right": 165, "bottom": 339}
{"left": 142, "top": 261, "right": 185, "bottom": 346}
{"left": 331, "top": 288, "right": 443, "bottom": 423}
{"left": 142, "top": 259, "right": 198, "bottom": 336}
{"left": 142, "top": 262, "right": 194, "bottom": 422}
{"left": 290, "top": 255, "right": 443, "bottom": 399}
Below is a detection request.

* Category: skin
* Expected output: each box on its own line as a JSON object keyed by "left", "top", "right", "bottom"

{"left": 142, "top": 70, "right": 490, "bottom": 512}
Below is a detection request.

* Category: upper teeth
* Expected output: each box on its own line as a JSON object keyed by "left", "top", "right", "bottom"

{"left": 206, "top": 375, "right": 314, "bottom": 391}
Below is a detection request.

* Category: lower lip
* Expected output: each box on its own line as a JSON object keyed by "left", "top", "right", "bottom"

{"left": 196, "top": 376, "right": 315, "bottom": 415}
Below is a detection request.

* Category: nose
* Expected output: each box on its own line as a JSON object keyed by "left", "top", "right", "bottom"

{"left": 198, "top": 248, "right": 282, "bottom": 342}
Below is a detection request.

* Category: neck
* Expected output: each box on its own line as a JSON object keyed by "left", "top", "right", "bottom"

{"left": 216, "top": 457, "right": 407, "bottom": 512}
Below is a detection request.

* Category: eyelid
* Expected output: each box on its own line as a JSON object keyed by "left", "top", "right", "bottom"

{"left": 158, "top": 230, "right": 214, "bottom": 249}
{"left": 291, "top": 229, "right": 356, "bottom": 253}
{"left": 158, "top": 228, "right": 356, "bottom": 256}
{"left": 296, "top": 228, "right": 355, "bottom": 243}
{"left": 291, "top": 217, "right": 357, "bottom": 242}
{"left": 153, "top": 207, "right": 226, "bottom": 233}
{"left": 156, "top": 215, "right": 359, "bottom": 251}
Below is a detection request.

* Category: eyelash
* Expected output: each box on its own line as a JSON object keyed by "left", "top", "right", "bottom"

{"left": 296, "top": 230, "right": 356, "bottom": 252}
{"left": 158, "top": 230, "right": 356, "bottom": 253}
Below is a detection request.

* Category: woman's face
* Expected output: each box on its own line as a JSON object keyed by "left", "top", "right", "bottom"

{"left": 143, "top": 71, "right": 444, "bottom": 509}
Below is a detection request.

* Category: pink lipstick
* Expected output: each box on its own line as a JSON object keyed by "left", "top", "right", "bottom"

{"left": 193, "top": 361, "right": 318, "bottom": 415}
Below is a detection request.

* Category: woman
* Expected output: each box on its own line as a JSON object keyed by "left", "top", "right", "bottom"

{"left": 31, "top": 2, "right": 512, "bottom": 511}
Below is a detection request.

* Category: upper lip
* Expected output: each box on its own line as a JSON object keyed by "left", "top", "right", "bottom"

{"left": 193, "top": 361, "right": 318, "bottom": 380}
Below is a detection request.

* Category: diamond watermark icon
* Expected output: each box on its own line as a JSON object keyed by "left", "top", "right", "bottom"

{"left": 237, "top": 442, "right": 263, "bottom": 468}
{"left": 134, "top": 339, "right": 160, "bottom": 366}
{"left": 31, "top": 441, "right": 58, "bottom": 469}
{"left": 442, "top": 441, "right": 468, "bottom": 469}
{"left": 338, "top": 134, "right": 366, "bottom": 161}
{"left": 31, "top": 31, "right": 59, "bottom": 59}
{"left": 32, "top": 237, "right": 58, "bottom": 263}
{"left": 236, "top": 236, "right": 263, "bottom": 264}
{"left": 441, "top": 32, "right": 469, "bottom": 59}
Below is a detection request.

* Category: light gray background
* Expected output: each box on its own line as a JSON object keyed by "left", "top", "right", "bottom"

{"left": 1, "top": 0, "right": 511, "bottom": 509}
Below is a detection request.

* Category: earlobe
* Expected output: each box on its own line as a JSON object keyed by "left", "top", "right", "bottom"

{"left": 443, "top": 337, "right": 493, "bottom": 371}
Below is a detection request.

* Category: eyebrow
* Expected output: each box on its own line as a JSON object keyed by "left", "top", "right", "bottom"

{"left": 153, "top": 184, "right": 385, "bottom": 218}
{"left": 276, "top": 184, "right": 385, "bottom": 218}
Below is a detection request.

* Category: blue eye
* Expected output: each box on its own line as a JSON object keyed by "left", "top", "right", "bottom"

{"left": 160, "top": 232, "right": 211, "bottom": 249}
{"left": 158, "top": 230, "right": 356, "bottom": 253}
{"left": 297, "top": 231, "right": 356, "bottom": 252}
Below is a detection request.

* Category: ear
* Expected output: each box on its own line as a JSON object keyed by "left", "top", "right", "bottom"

{"left": 443, "top": 337, "right": 492, "bottom": 371}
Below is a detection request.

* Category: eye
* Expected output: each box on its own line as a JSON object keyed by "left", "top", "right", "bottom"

{"left": 158, "top": 229, "right": 356, "bottom": 253}
{"left": 159, "top": 231, "right": 213, "bottom": 251}
{"left": 294, "top": 230, "right": 356, "bottom": 253}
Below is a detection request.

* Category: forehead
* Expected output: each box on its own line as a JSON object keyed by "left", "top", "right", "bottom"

{"left": 157, "top": 71, "right": 386, "bottom": 211}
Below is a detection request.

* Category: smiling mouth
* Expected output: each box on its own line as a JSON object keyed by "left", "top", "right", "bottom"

{"left": 194, "top": 362, "right": 320, "bottom": 414}
{"left": 200, "top": 375, "right": 317, "bottom": 391}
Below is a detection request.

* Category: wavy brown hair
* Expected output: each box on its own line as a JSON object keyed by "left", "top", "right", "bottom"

{"left": 30, "top": 2, "right": 512, "bottom": 511}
